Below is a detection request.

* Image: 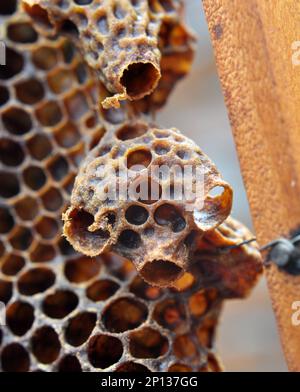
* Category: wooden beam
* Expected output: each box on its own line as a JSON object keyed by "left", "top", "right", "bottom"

{"left": 202, "top": 0, "right": 300, "bottom": 371}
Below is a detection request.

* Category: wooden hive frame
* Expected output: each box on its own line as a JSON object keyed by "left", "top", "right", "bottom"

{"left": 202, "top": 0, "right": 300, "bottom": 371}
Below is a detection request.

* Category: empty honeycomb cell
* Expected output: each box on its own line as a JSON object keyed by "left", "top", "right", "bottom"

{"left": 125, "top": 205, "right": 149, "bottom": 226}
{"left": 1, "top": 343, "right": 30, "bottom": 372}
{"left": 129, "top": 327, "right": 169, "bottom": 359}
{"left": 64, "top": 255, "right": 101, "bottom": 283}
{"left": 116, "top": 362, "right": 151, "bottom": 372}
{"left": 58, "top": 355, "right": 82, "bottom": 372}
{"left": 6, "top": 301, "right": 34, "bottom": 336}
{"left": 173, "top": 334, "right": 197, "bottom": 359}
{"left": 102, "top": 297, "right": 148, "bottom": 333}
{"left": 140, "top": 259, "right": 184, "bottom": 288}
{"left": 154, "top": 203, "right": 186, "bottom": 232}
{"left": 23, "top": 166, "right": 46, "bottom": 191}
{"left": 15, "top": 78, "right": 45, "bottom": 105}
{"left": 30, "top": 242, "right": 56, "bottom": 263}
{"left": 171, "top": 272, "right": 195, "bottom": 292}
{"left": 65, "top": 312, "right": 97, "bottom": 347}
{"left": 87, "top": 334, "right": 123, "bottom": 369}
{"left": 35, "top": 216, "right": 59, "bottom": 239}
{"left": 0, "top": 86, "right": 9, "bottom": 106}
{"left": 0, "top": 138, "right": 24, "bottom": 167}
{"left": 58, "top": 236, "right": 77, "bottom": 256}
{"left": 116, "top": 123, "right": 148, "bottom": 141}
{"left": 153, "top": 298, "right": 186, "bottom": 333}
{"left": 0, "top": 279, "right": 13, "bottom": 304}
{"left": 0, "top": 206, "right": 14, "bottom": 234}
{"left": 127, "top": 148, "right": 152, "bottom": 170}
{"left": 10, "top": 226, "right": 33, "bottom": 251}
{"left": 2, "top": 106, "right": 32, "bottom": 135}
{"left": 176, "top": 150, "right": 190, "bottom": 160}
{"left": 41, "top": 187, "right": 63, "bottom": 211}
{"left": 31, "top": 326, "right": 61, "bottom": 364}
{"left": 27, "top": 134, "right": 53, "bottom": 160}
{"left": 64, "top": 208, "right": 110, "bottom": 255}
{"left": 118, "top": 230, "right": 142, "bottom": 249}
{"left": 101, "top": 106, "right": 126, "bottom": 124}
{"left": 154, "top": 141, "right": 170, "bottom": 155}
{"left": 196, "top": 318, "right": 216, "bottom": 348}
{"left": 65, "top": 91, "right": 89, "bottom": 121}
{"left": 15, "top": 196, "right": 39, "bottom": 221}
{"left": 188, "top": 290, "right": 208, "bottom": 317}
{"left": 48, "top": 155, "right": 69, "bottom": 182}
{"left": 0, "top": 48, "right": 24, "bottom": 80}
{"left": 7, "top": 22, "right": 38, "bottom": 43}
{"left": 17, "top": 267, "right": 55, "bottom": 296}
{"left": 130, "top": 275, "right": 162, "bottom": 301}
{"left": 36, "top": 101, "right": 63, "bottom": 127}
{"left": 1, "top": 254, "right": 25, "bottom": 276}
{"left": 32, "top": 46, "right": 58, "bottom": 70}
{"left": 23, "top": 3, "right": 55, "bottom": 31}
{"left": 42, "top": 290, "right": 78, "bottom": 319}
{"left": 136, "top": 177, "right": 162, "bottom": 204}
{"left": 48, "top": 69, "right": 75, "bottom": 94}
{"left": 86, "top": 279, "right": 120, "bottom": 302}
{"left": 168, "top": 363, "right": 192, "bottom": 372}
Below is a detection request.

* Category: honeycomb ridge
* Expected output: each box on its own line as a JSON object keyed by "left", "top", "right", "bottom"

{"left": 22, "top": 0, "right": 196, "bottom": 110}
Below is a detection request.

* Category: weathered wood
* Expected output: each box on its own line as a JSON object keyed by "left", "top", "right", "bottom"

{"left": 202, "top": 0, "right": 300, "bottom": 371}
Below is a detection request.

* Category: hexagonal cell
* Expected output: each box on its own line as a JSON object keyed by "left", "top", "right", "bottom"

{"left": 116, "top": 122, "right": 148, "bottom": 141}
{"left": 32, "top": 46, "right": 58, "bottom": 70}
{"left": 0, "top": 171, "right": 20, "bottom": 198}
{"left": 65, "top": 91, "right": 89, "bottom": 121}
{"left": 117, "top": 230, "right": 142, "bottom": 249}
{"left": 0, "top": 48, "right": 23, "bottom": 80}
{"left": 154, "top": 203, "right": 186, "bottom": 232}
{"left": 173, "top": 334, "right": 197, "bottom": 359}
{"left": 64, "top": 256, "right": 101, "bottom": 283}
{"left": 0, "top": 86, "right": 9, "bottom": 106}
{"left": 188, "top": 290, "right": 208, "bottom": 317}
{"left": 35, "top": 216, "right": 59, "bottom": 240}
{"left": 153, "top": 299, "right": 187, "bottom": 333}
{"left": 31, "top": 326, "right": 61, "bottom": 364}
{"left": 1, "top": 253, "right": 25, "bottom": 276}
{"left": 58, "top": 355, "right": 82, "bottom": 372}
{"left": 54, "top": 122, "right": 80, "bottom": 148}
{"left": 47, "top": 155, "right": 69, "bottom": 182}
{"left": 1, "top": 343, "right": 30, "bottom": 372}
{"left": 48, "top": 68, "right": 75, "bottom": 94}
{"left": 65, "top": 312, "right": 97, "bottom": 347}
{"left": 6, "top": 301, "right": 34, "bottom": 336}
{"left": 10, "top": 226, "right": 33, "bottom": 251}
{"left": 0, "top": 206, "right": 14, "bottom": 234}
{"left": 2, "top": 106, "right": 32, "bottom": 135}
{"left": 87, "top": 334, "right": 123, "bottom": 369}
{"left": 129, "top": 327, "right": 169, "bottom": 359}
{"left": 23, "top": 166, "right": 46, "bottom": 191}
{"left": 27, "top": 133, "right": 52, "bottom": 160}
{"left": 171, "top": 272, "right": 195, "bottom": 292}
{"left": 127, "top": 148, "right": 152, "bottom": 170}
{"left": 125, "top": 205, "right": 149, "bottom": 226}
{"left": 129, "top": 275, "right": 162, "bottom": 301}
{"left": 42, "top": 290, "right": 78, "bottom": 319}
{"left": 0, "top": 138, "right": 24, "bottom": 166}
{"left": 86, "top": 279, "right": 120, "bottom": 302}
{"left": 41, "top": 187, "right": 63, "bottom": 212}
{"left": 36, "top": 101, "right": 63, "bottom": 127}
{"left": 102, "top": 297, "right": 148, "bottom": 333}
{"left": 15, "top": 78, "right": 45, "bottom": 105}
{"left": 15, "top": 196, "right": 39, "bottom": 221}
{"left": 17, "top": 268, "right": 55, "bottom": 296}
{"left": 30, "top": 242, "right": 56, "bottom": 263}
{"left": 7, "top": 22, "right": 38, "bottom": 43}
{"left": 0, "top": 279, "right": 13, "bottom": 304}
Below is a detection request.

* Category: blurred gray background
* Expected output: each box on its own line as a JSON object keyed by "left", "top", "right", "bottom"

{"left": 158, "top": 1, "right": 287, "bottom": 372}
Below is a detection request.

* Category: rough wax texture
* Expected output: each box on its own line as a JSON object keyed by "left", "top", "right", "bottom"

{"left": 22, "top": 0, "right": 196, "bottom": 110}
{"left": 63, "top": 121, "right": 233, "bottom": 287}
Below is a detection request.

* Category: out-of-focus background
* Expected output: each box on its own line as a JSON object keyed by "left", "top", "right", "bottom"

{"left": 158, "top": 1, "right": 287, "bottom": 372}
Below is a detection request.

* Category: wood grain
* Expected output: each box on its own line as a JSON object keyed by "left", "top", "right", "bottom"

{"left": 202, "top": 0, "right": 300, "bottom": 371}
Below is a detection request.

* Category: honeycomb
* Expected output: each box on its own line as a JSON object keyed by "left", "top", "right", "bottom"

{"left": 22, "top": 0, "right": 196, "bottom": 110}
{"left": 63, "top": 121, "right": 233, "bottom": 287}
{"left": 0, "top": 0, "right": 262, "bottom": 372}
